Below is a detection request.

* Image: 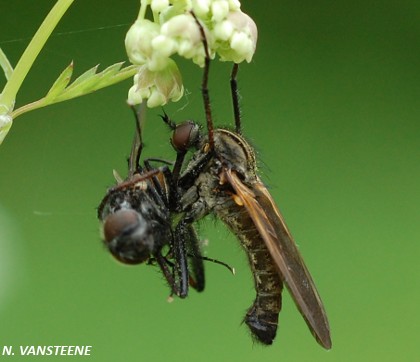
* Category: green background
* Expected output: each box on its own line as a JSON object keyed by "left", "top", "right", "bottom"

{"left": 1, "top": 1, "right": 419, "bottom": 361}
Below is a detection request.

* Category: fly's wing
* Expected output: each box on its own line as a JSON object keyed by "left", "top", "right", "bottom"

{"left": 128, "top": 123, "right": 142, "bottom": 177}
{"left": 128, "top": 104, "right": 146, "bottom": 176}
{"left": 224, "top": 169, "right": 332, "bottom": 349}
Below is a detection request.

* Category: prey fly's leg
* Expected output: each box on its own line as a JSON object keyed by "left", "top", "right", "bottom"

{"left": 154, "top": 251, "right": 180, "bottom": 297}
{"left": 172, "top": 221, "right": 190, "bottom": 298}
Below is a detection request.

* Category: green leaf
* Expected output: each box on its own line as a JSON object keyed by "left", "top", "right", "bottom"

{"left": 45, "top": 61, "right": 73, "bottom": 100}
{"left": 11, "top": 62, "right": 139, "bottom": 119}
{"left": 52, "top": 62, "right": 137, "bottom": 103}
{"left": 65, "top": 64, "right": 99, "bottom": 89}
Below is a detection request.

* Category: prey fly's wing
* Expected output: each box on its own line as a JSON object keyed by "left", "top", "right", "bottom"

{"left": 224, "top": 169, "right": 331, "bottom": 349}
{"left": 128, "top": 105, "right": 145, "bottom": 177}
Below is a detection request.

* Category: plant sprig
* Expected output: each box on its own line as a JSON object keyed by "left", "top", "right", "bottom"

{"left": 11, "top": 62, "right": 138, "bottom": 119}
{"left": 0, "top": 0, "right": 137, "bottom": 145}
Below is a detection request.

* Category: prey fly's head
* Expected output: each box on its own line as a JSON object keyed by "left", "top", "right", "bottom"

{"left": 102, "top": 208, "right": 154, "bottom": 265}
{"left": 98, "top": 169, "right": 172, "bottom": 266}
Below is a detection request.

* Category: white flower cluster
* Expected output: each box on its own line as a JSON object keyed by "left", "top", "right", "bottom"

{"left": 125, "top": 0, "right": 258, "bottom": 107}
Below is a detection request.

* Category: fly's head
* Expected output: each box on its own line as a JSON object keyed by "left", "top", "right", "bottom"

{"left": 171, "top": 121, "right": 202, "bottom": 154}
{"left": 102, "top": 208, "right": 153, "bottom": 264}
{"left": 98, "top": 177, "right": 171, "bottom": 265}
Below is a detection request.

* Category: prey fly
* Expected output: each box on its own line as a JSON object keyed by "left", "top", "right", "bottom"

{"left": 97, "top": 106, "right": 205, "bottom": 298}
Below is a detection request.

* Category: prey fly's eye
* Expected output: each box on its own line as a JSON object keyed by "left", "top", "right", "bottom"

{"left": 171, "top": 121, "right": 200, "bottom": 152}
{"left": 103, "top": 209, "right": 139, "bottom": 243}
{"left": 103, "top": 208, "right": 152, "bottom": 265}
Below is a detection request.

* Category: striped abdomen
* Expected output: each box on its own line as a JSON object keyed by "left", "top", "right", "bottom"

{"left": 215, "top": 199, "right": 283, "bottom": 345}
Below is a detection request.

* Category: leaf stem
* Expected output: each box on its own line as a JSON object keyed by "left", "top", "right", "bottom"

{"left": 0, "top": 0, "right": 74, "bottom": 115}
{"left": 0, "top": 48, "right": 14, "bottom": 81}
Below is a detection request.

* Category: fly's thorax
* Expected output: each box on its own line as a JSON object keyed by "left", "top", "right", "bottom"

{"left": 213, "top": 129, "right": 257, "bottom": 182}
{"left": 178, "top": 164, "right": 223, "bottom": 219}
{"left": 100, "top": 171, "right": 171, "bottom": 218}
{"left": 179, "top": 128, "right": 256, "bottom": 187}
{"left": 177, "top": 128, "right": 258, "bottom": 217}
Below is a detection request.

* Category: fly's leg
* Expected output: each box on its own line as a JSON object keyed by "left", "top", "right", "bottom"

{"left": 172, "top": 221, "right": 190, "bottom": 298}
{"left": 191, "top": 11, "right": 214, "bottom": 150}
{"left": 154, "top": 252, "right": 180, "bottom": 297}
{"left": 230, "top": 63, "right": 242, "bottom": 134}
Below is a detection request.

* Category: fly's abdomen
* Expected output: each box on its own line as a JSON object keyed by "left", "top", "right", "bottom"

{"left": 216, "top": 201, "right": 283, "bottom": 345}
{"left": 244, "top": 247, "right": 283, "bottom": 344}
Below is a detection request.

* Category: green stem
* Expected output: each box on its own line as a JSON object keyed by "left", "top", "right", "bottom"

{"left": 138, "top": 0, "right": 148, "bottom": 20}
{"left": 0, "top": 0, "right": 74, "bottom": 115}
{"left": 0, "top": 48, "right": 14, "bottom": 81}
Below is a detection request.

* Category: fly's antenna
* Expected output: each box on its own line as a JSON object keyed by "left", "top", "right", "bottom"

{"left": 160, "top": 109, "right": 177, "bottom": 130}
{"left": 191, "top": 11, "right": 214, "bottom": 150}
{"left": 230, "top": 63, "right": 242, "bottom": 134}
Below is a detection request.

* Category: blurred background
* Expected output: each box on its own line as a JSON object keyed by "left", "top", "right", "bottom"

{"left": 0, "top": 1, "right": 419, "bottom": 361}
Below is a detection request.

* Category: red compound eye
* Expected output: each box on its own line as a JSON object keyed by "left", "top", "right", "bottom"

{"left": 171, "top": 121, "right": 200, "bottom": 152}
{"left": 102, "top": 209, "right": 152, "bottom": 265}
{"left": 103, "top": 209, "right": 138, "bottom": 243}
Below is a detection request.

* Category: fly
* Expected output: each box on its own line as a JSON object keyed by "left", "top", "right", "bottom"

{"left": 97, "top": 106, "right": 206, "bottom": 298}
{"left": 165, "top": 15, "right": 332, "bottom": 348}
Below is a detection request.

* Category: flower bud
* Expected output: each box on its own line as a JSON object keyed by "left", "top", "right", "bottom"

{"left": 211, "top": 1, "right": 229, "bottom": 22}
{"left": 214, "top": 19, "right": 234, "bottom": 41}
{"left": 161, "top": 13, "right": 212, "bottom": 66}
{"left": 151, "top": 0, "right": 169, "bottom": 12}
{"left": 227, "top": 0, "right": 241, "bottom": 11}
{"left": 217, "top": 10, "right": 258, "bottom": 63}
{"left": 127, "top": 60, "right": 184, "bottom": 108}
{"left": 125, "top": 19, "right": 160, "bottom": 65}
{"left": 192, "top": 0, "right": 211, "bottom": 17}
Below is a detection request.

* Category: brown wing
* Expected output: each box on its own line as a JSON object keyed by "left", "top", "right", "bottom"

{"left": 224, "top": 169, "right": 332, "bottom": 349}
